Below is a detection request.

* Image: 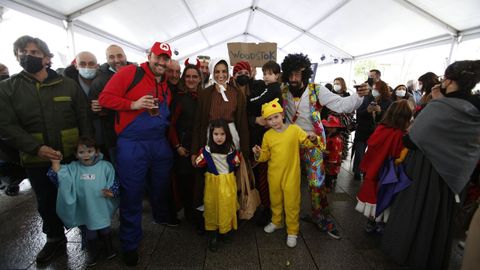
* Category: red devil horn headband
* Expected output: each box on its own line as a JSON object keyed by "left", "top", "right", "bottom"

{"left": 184, "top": 58, "right": 201, "bottom": 68}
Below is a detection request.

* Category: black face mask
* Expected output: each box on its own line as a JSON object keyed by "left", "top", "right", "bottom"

{"left": 440, "top": 81, "right": 448, "bottom": 96}
{"left": 236, "top": 75, "right": 249, "bottom": 86}
{"left": 0, "top": 74, "right": 9, "bottom": 81}
{"left": 20, "top": 55, "right": 44, "bottom": 74}
{"left": 367, "top": 77, "right": 374, "bottom": 87}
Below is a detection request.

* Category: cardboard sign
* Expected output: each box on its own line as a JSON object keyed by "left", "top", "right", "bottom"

{"left": 227, "top": 42, "right": 277, "bottom": 67}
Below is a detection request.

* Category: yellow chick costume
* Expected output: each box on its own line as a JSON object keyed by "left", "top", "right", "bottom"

{"left": 256, "top": 99, "right": 323, "bottom": 235}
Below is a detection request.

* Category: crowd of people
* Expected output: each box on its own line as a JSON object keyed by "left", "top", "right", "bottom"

{"left": 0, "top": 35, "right": 479, "bottom": 270}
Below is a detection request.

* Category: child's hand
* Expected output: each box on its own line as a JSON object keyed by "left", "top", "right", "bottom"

{"left": 102, "top": 189, "right": 114, "bottom": 198}
{"left": 307, "top": 132, "right": 318, "bottom": 143}
{"left": 50, "top": 154, "right": 62, "bottom": 172}
{"left": 252, "top": 145, "right": 261, "bottom": 155}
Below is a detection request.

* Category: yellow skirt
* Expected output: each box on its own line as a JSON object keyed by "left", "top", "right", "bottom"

{"left": 203, "top": 172, "right": 238, "bottom": 233}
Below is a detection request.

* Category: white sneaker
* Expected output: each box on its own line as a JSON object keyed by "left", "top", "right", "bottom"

{"left": 264, "top": 222, "right": 283, "bottom": 233}
{"left": 286, "top": 235, "right": 297, "bottom": 248}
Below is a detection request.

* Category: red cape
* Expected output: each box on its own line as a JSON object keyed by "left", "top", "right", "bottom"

{"left": 357, "top": 125, "right": 405, "bottom": 204}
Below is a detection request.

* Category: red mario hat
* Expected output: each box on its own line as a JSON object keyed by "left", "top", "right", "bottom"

{"left": 233, "top": 61, "right": 251, "bottom": 76}
{"left": 150, "top": 42, "right": 172, "bottom": 57}
{"left": 321, "top": 115, "right": 343, "bottom": 128}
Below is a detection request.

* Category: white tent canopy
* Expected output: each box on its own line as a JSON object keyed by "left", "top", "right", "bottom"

{"left": 1, "top": 0, "right": 479, "bottom": 85}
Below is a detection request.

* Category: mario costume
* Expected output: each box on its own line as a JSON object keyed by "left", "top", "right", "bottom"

{"left": 255, "top": 99, "right": 323, "bottom": 236}
{"left": 99, "top": 42, "right": 173, "bottom": 254}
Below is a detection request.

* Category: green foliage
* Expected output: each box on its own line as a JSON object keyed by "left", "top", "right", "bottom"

{"left": 353, "top": 59, "right": 377, "bottom": 84}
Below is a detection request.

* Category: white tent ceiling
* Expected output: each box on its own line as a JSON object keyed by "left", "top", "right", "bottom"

{"left": 1, "top": 0, "right": 479, "bottom": 65}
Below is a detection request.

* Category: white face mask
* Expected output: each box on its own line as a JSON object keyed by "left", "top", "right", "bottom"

{"left": 396, "top": 90, "right": 406, "bottom": 97}
{"left": 78, "top": 67, "right": 97, "bottom": 80}
{"left": 333, "top": 84, "right": 342, "bottom": 92}
{"left": 372, "top": 89, "right": 380, "bottom": 97}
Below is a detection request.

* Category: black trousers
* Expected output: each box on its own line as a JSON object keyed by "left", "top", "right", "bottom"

{"left": 26, "top": 167, "right": 65, "bottom": 238}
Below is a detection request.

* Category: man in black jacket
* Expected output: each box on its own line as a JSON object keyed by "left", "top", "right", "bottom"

{"left": 0, "top": 35, "right": 92, "bottom": 264}
{"left": 89, "top": 45, "right": 130, "bottom": 164}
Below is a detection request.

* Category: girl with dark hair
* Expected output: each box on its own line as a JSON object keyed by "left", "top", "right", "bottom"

{"left": 355, "top": 100, "right": 412, "bottom": 232}
{"left": 382, "top": 60, "right": 480, "bottom": 270}
{"left": 195, "top": 119, "right": 241, "bottom": 252}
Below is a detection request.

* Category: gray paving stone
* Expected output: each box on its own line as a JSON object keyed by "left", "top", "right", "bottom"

{"left": 147, "top": 224, "right": 207, "bottom": 270}
{"left": 0, "top": 161, "right": 465, "bottom": 270}
{"left": 306, "top": 237, "right": 372, "bottom": 270}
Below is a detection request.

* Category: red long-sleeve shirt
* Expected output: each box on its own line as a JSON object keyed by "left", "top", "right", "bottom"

{"left": 98, "top": 62, "right": 171, "bottom": 134}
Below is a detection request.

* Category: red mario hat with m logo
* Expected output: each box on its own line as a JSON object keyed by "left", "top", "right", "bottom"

{"left": 150, "top": 42, "right": 172, "bottom": 57}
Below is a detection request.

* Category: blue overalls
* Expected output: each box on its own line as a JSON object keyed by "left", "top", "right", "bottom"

{"left": 116, "top": 95, "right": 173, "bottom": 252}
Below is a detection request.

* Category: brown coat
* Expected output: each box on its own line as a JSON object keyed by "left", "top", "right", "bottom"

{"left": 191, "top": 84, "right": 250, "bottom": 157}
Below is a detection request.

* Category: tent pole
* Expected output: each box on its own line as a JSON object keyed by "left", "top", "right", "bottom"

{"left": 65, "top": 20, "right": 76, "bottom": 62}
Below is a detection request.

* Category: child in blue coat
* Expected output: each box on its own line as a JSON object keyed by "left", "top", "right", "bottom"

{"left": 48, "top": 136, "right": 119, "bottom": 267}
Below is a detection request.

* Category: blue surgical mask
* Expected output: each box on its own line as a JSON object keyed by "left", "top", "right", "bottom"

{"left": 78, "top": 67, "right": 97, "bottom": 80}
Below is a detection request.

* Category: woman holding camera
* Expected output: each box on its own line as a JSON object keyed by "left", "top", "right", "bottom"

{"left": 352, "top": 80, "right": 391, "bottom": 180}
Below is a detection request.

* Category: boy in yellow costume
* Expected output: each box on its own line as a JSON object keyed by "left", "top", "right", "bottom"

{"left": 252, "top": 98, "right": 324, "bottom": 247}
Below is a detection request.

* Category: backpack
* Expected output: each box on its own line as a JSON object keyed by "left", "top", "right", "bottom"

{"left": 126, "top": 66, "right": 145, "bottom": 93}
{"left": 115, "top": 66, "right": 145, "bottom": 124}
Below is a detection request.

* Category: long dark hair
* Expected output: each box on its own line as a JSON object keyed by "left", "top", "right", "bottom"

{"left": 381, "top": 100, "right": 412, "bottom": 131}
{"left": 444, "top": 60, "right": 480, "bottom": 92}
{"left": 178, "top": 64, "right": 203, "bottom": 93}
{"left": 418, "top": 72, "right": 439, "bottom": 95}
{"left": 374, "top": 80, "right": 391, "bottom": 102}
{"left": 207, "top": 119, "right": 234, "bottom": 154}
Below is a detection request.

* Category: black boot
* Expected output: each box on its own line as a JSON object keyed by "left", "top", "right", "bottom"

{"left": 86, "top": 239, "right": 100, "bottom": 267}
{"left": 208, "top": 231, "right": 218, "bottom": 252}
{"left": 194, "top": 210, "right": 205, "bottom": 235}
{"left": 99, "top": 232, "right": 116, "bottom": 260}
{"left": 123, "top": 249, "right": 139, "bottom": 267}
{"left": 219, "top": 231, "right": 232, "bottom": 244}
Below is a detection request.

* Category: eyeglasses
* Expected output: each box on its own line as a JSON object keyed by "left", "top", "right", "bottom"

{"left": 197, "top": 55, "right": 210, "bottom": 62}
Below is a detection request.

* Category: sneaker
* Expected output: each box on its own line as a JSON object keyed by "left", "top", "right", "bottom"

{"left": 36, "top": 237, "right": 67, "bottom": 264}
{"left": 264, "top": 222, "right": 283, "bottom": 233}
{"left": 123, "top": 249, "right": 139, "bottom": 267}
{"left": 327, "top": 229, "right": 341, "bottom": 240}
{"left": 286, "top": 235, "right": 297, "bottom": 248}
{"left": 157, "top": 218, "right": 181, "bottom": 227}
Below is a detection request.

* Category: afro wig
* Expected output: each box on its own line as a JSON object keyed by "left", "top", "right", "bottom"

{"left": 281, "top": 53, "right": 313, "bottom": 85}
